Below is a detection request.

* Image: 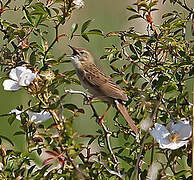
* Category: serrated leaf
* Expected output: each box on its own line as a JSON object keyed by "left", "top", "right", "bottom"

{"left": 81, "top": 19, "right": 93, "bottom": 34}
{"left": 87, "top": 29, "right": 104, "bottom": 36}
{"left": 81, "top": 33, "right": 89, "bottom": 42}
{"left": 128, "top": 14, "right": 142, "bottom": 21}
{"left": 71, "top": 23, "right": 78, "bottom": 33}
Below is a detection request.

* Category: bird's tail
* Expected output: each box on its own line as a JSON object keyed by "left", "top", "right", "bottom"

{"left": 115, "top": 100, "right": 139, "bottom": 135}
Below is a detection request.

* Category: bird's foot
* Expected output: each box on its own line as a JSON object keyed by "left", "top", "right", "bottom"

{"left": 83, "top": 96, "right": 94, "bottom": 105}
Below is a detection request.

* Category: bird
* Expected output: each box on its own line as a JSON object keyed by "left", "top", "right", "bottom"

{"left": 68, "top": 45, "right": 138, "bottom": 135}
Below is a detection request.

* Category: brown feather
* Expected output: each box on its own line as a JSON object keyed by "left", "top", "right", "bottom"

{"left": 82, "top": 63, "right": 128, "bottom": 101}
{"left": 115, "top": 100, "right": 138, "bottom": 135}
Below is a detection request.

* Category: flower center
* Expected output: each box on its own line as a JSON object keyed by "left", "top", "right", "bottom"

{"left": 168, "top": 132, "right": 180, "bottom": 142}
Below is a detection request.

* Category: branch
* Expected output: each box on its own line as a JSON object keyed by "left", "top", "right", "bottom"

{"left": 42, "top": 21, "right": 63, "bottom": 65}
{"left": 65, "top": 89, "right": 121, "bottom": 177}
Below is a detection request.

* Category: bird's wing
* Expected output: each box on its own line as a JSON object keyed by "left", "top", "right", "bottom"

{"left": 80, "top": 63, "right": 128, "bottom": 101}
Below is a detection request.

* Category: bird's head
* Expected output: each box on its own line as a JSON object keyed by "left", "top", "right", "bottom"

{"left": 68, "top": 45, "right": 94, "bottom": 65}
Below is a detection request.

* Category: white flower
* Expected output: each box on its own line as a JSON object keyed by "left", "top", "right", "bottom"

{"left": 10, "top": 109, "right": 51, "bottom": 124}
{"left": 73, "top": 0, "right": 84, "bottom": 9}
{"left": 3, "top": 66, "right": 36, "bottom": 91}
{"left": 150, "top": 120, "right": 192, "bottom": 150}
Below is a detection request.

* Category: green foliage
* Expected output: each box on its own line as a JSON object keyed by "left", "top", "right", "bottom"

{"left": 0, "top": 0, "right": 193, "bottom": 179}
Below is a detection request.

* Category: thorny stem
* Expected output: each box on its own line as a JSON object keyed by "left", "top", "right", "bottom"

{"left": 65, "top": 89, "right": 122, "bottom": 178}
{"left": 43, "top": 21, "right": 63, "bottom": 65}
{"left": 65, "top": 150, "right": 88, "bottom": 179}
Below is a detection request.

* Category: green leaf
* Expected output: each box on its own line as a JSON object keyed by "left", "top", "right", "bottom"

{"left": 13, "top": 131, "right": 25, "bottom": 136}
{"left": 63, "top": 104, "right": 84, "bottom": 114}
{"left": 162, "top": 12, "right": 174, "bottom": 18}
{"left": 8, "top": 114, "right": 16, "bottom": 125}
{"left": 21, "top": 23, "right": 34, "bottom": 28}
{"left": 81, "top": 19, "right": 93, "bottom": 34}
{"left": 128, "top": 14, "right": 142, "bottom": 21}
{"left": 129, "top": 44, "right": 136, "bottom": 54}
{"left": 127, "top": 6, "right": 137, "bottom": 13}
{"left": 58, "top": 16, "right": 66, "bottom": 24}
{"left": 71, "top": 23, "right": 78, "bottom": 33}
{"left": 29, "top": 51, "right": 36, "bottom": 66}
{"left": 81, "top": 33, "right": 90, "bottom": 42}
{"left": 23, "top": 7, "right": 33, "bottom": 24}
{"left": 110, "top": 65, "right": 120, "bottom": 73}
{"left": 25, "top": 0, "right": 34, "bottom": 5}
{"left": 87, "top": 29, "right": 104, "bottom": 36}
{"left": 35, "top": 14, "right": 43, "bottom": 27}
{"left": 0, "top": 135, "right": 14, "bottom": 146}
{"left": 52, "top": 8, "right": 59, "bottom": 15}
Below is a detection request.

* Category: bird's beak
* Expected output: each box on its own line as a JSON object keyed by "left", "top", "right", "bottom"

{"left": 68, "top": 45, "right": 79, "bottom": 56}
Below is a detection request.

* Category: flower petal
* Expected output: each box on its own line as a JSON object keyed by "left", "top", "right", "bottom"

{"left": 159, "top": 140, "right": 189, "bottom": 150}
{"left": 28, "top": 111, "right": 51, "bottom": 123}
{"left": 3, "top": 79, "right": 20, "bottom": 91}
{"left": 18, "top": 71, "right": 36, "bottom": 86}
{"left": 150, "top": 123, "right": 170, "bottom": 140}
{"left": 168, "top": 120, "right": 192, "bottom": 140}
{"left": 9, "top": 66, "right": 27, "bottom": 81}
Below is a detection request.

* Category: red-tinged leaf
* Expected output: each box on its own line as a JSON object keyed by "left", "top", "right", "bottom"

{"left": 45, "top": 150, "right": 59, "bottom": 157}
{"left": 57, "top": 33, "right": 66, "bottom": 41}
{"left": 43, "top": 157, "right": 54, "bottom": 165}
{"left": 58, "top": 157, "right": 65, "bottom": 167}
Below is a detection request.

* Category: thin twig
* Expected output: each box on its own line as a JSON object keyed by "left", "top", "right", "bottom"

{"left": 65, "top": 89, "right": 122, "bottom": 177}
{"left": 132, "top": 96, "right": 161, "bottom": 180}
{"left": 43, "top": 21, "right": 63, "bottom": 65}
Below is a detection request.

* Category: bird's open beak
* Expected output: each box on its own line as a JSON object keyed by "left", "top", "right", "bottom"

{"left": 68, "top": 45, "right": 79, "bottom": 56}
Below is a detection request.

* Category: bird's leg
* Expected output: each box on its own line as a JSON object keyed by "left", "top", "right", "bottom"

{"left": 98, "top": 104, "right": 111, "bottom": 125}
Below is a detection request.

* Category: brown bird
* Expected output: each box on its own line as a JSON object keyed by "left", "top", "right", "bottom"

{"left": 68, "top": 45, "right": 138, "bottom": 135}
